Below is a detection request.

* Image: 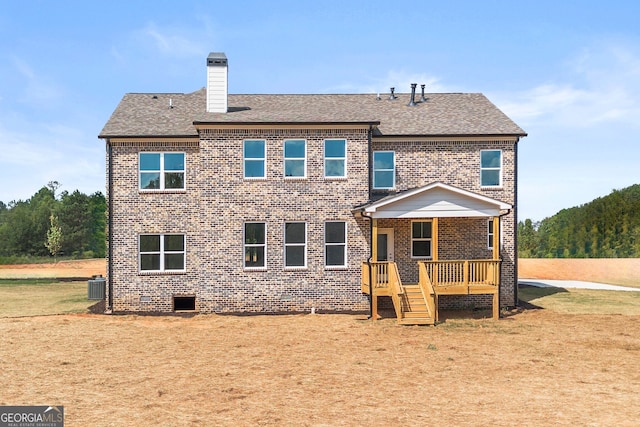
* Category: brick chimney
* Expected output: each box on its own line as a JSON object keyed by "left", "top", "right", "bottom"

{"left": 206, "top": 52, "right": 228, "bottom": 113}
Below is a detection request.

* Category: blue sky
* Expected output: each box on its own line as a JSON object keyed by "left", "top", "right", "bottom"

{"left": 1, "top": 0, "right": 639, "bottom": 221}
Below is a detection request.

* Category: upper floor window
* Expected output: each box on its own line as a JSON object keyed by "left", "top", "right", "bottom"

{"left": 284, "top": 222, "right": 307, "bottom": 268}
{"left": 373, "top": 151, "right": 395, "bottom": 189}
{"left": 480, "top": 150, "right": 502, "bottom": 187}
{"left": 244, "top": 222, "right": 266, "bottom": 269}
{"left": 244, "top": 139, "right": 266, "bottom": 178}
{"left": 139, "top": 152, "right": 185, "bottom": 190}
{"left": 325, "top": 221, "right": 347, "bottom": 268}
{"left": 139, "top": 234, "right": 185, "bottom": 272}
{"left": 324, "top": 139, "right": 346, "bottom": 178}
{"left": 411, "top": 221, "right": 432, "bottom": 258}
{"left": 284, "top": 139, "right": 306, "bottom": 178}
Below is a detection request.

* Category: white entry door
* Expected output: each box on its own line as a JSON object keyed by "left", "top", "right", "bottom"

{"left": 376, "top": 228, "right": 394, "bottom": 262}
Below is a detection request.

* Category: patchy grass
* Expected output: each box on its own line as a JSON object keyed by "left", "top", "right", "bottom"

{"left": 0, "top": 279, "right": 94, "bottom": 317}
{"left": 519, "top": 284, "right": 640, "bottom": 315}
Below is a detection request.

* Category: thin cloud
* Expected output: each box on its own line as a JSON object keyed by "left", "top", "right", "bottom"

{"left": 0, "top": 120, "right": 103, "bottom": 202}
{"left": 11, "top": 56, "right": 64, "bottom": 106}
{"left": 133, "top": 21, "right": 213, "bottom": 59}
{"left": 496, "top": 42, "right": 640, "bottom": 129}
{"left": 324, "top": 69, "right": 450, "bottom": 95}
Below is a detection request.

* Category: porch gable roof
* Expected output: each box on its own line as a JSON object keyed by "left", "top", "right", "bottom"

{"left": 354, "top": 182, "right": 512, "bottom": 218}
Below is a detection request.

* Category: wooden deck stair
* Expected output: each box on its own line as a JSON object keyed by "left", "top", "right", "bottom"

{"left": 397, "top": 284, "right": 435, "bottom": 325}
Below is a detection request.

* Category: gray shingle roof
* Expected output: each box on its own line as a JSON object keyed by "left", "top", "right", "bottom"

{"left": 99, "top": 88, "right": 526, "bottom": 138}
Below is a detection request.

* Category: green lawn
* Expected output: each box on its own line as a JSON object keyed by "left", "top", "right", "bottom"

{"left": 519, "top": 284, "right": 640, "bottom": 315}
{"left": 0, "top": 279, "right": 95, "bottom": 317}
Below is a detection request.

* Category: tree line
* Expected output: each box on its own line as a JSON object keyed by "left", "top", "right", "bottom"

{"left": 0, "top": 182, "right": 106, "bottom": 262}
{"left": 518, "top": 184, "right": 640, "bottom": 258}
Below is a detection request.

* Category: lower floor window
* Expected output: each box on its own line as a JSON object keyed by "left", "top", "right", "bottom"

{"left": 411, "top": 221, "right": 432, "bottom": 258}
{"left": 285, "top": 222, "right": 307, "bottom": 267}
{"left": 139, "top": 234, "right": 185, "bottom": 272}
{"left": 488, "top": 219, "right": 495, "bottom": 250}
{"left": 244, "top": 222, "right": 266, "bottom": 268}
{"left": 325, "top": 221, "right": 347, "bottom": 267}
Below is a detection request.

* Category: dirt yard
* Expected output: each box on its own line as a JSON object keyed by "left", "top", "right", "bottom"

{"left": 0, "top": 259, "right": 639, "bottom": 425}
{"left": 519, "top": 258, "right": 640, "bottom": 287}
{"left": 0, "top": 259, "right": 105, "bottom": 279}
{"left": 1, "top": 310, "right": 639, "bottom": 426}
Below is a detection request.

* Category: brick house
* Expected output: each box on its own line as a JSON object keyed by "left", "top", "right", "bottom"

{"left": 99, "top": 52, "right": 526, "bottom": 324}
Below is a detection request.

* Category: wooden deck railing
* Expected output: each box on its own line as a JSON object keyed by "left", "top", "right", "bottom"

{"left": 419, "top": 259, "right": 500, "bottom": 290}
{"left": 361, "top": 261, "right": 404, "bottom": 320}
{"left": 419, "top": 259, "right": 501, "bottom": 320}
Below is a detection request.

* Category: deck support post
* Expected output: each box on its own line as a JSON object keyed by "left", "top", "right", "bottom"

{"left": 372, "top": 219, "right": 379, "bottom": 320}
{"left": 492, "top": 216, "right": 500, "bottom": 318}
{"left": 492, "top": 216, "right": 499, "bottom": 261}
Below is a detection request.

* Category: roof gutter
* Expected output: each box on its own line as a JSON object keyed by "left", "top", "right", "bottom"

{"left": 373, "top": 133, "right": 528, "bottom": 139}
{"left": 193, "top": 121, "right": 380, "bottom": 129}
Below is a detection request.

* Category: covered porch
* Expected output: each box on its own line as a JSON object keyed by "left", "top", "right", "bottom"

{"left": 355, "top": 182, "right": 511, "bottom": 325}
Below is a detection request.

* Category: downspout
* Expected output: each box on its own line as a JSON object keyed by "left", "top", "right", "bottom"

{"left": 362, "top": 211, "right": 374, "bottom": 319}
{"left": 513, "top": 137, "right": 520, "bottom": 307}
{"left": 364, "top": 124, "right": 374, "bottom": 318}
{"left": 367, "top": 125, "right": 373, "bottom": 200}
{"left": 106, "top": 139, "right": 113, "bottom": 313}
{"left": 498, "top": 208, "right": 512, "bottom": 316}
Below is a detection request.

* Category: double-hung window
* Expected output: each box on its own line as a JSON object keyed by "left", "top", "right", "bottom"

{"left": 139, "top": 152, "right": 185, "bottom": 190}
{"left": 480, "top": 150, "right": 502, "bottom": 187}
{"left": 244, "top": 222, "right": 266, "bottom": 268}
{"left": 284, "top": 139, "right": 306, "bottom": 178}
{"left": 411, "top": 221, "right": 432, "bottom": 258}
{"left": 139, "top": 234, "right": 185, "bottom": 272}
{"left": 373, "top": 151, "right": 395, "bottom": 189}
{"left": 244, "top": 139, "right": 266, "bottom": 178}
{"left": 324, "top": 139, "right": 346, "bottom": 178}
{"left": 284, "top": 222, "right": 306, "bottom": 268}
{"left": 325, "top": 221, "right": 347, "bottom": 267}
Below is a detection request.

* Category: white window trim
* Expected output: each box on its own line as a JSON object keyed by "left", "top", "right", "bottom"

{"left": 284, "top": 139, "right": 307, "bottom": 179}
{"left": 373, "top": 150, "right": 396, "bottom": 190}
{"left": 243, "top": 139, "right": 267, "bottom": 179}
{"left": 284, "top": 222, "right": 307, "bottom": 269}
{"left": 410, "top": 220, "right": 433, "bottom": 259}
{"left": 323, "top": 139, "right": 347, "bottom": 179}
{"left": 325, "top": 221, "right": 348, "bottom": 269}
{"left": 488, "top": 219, "right": 495, "bottom": 250}
{"left": 480, "top": 149, "right": 502, "bottom": 188}
{"left": 139, "top": 233, "right": 186, "bottom": 274}
{"left": 243, "top": 222, "right": 267, "bottom": 270}
{"left": 139, "top": 152, "right": 186, "bottom": 192}
{"left": 488, "top": 218, "right": 502, "bottom": 250}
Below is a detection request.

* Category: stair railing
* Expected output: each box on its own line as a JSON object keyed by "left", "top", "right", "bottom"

{"left": 386, "top": 262, "right": 404, "bottom": 321}
{"left": 418, "top": 261, "right": 437, "bottom": 320}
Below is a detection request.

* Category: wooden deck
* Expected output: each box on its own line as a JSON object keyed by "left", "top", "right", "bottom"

{"left": 362, "top": 259, "right": 501, "bottom": 324}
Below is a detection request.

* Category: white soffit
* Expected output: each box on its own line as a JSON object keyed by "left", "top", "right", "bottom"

{"left": 362, "top": 182, "right": 511, "bottom": 218}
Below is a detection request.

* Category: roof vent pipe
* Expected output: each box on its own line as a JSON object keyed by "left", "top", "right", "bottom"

{"left": 420, "top": 84, "right": 427, "bottom": 102}
{"left": 408, "top": 83, "right": 417, "bottom": 106}
{"left": 389, "top": 87, "right": 396, "bottom": 100}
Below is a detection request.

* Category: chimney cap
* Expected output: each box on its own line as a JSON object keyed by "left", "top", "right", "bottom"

{"left": 207, "top": 52, "right": 228, "bottom": 67}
